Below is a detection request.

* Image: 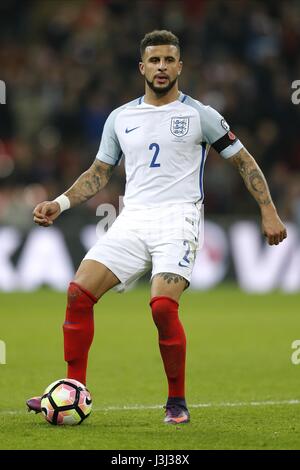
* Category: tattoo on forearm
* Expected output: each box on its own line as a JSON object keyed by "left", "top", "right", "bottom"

{"left": 156, "top": 272, "right": 188, "bottom": 286}
{"left": 247, "top": 169, "right": 272, "bottom": 205}
{"left": 231, "top": 149, "right": 272, "bottom": 207}
{"left": 65, "top": 161, "right": 114, "bottom": 207}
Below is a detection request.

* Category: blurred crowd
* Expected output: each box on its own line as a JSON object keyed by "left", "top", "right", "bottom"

{"left": 0, "top": 0, "right": 300, "bottom": 230}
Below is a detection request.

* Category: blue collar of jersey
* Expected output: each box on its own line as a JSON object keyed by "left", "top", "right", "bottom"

{"left": 138, "top": 91, "right": 187, "bottom": 105}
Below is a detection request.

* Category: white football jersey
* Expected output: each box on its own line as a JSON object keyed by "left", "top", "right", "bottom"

{"left": 96, "top": 92, "right": 243, "bottom": 208}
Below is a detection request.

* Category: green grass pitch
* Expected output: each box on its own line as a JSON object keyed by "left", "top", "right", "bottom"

{"left": 0, "top": 285, "right": 300, "bottom": 450}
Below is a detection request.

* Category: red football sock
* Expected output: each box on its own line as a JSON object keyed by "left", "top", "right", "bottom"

{"left": 150, "top": 296, "right": 186, "bottom": 399}
{"left": 63, "top": 282, "right": 97, "bottom": 385}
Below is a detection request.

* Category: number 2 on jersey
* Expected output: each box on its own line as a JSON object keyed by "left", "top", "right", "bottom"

{"left": 149, "top": 143, "right": 160, "bottom": 167}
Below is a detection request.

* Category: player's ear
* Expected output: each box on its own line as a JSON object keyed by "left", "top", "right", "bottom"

{"left": 178, "top": 61, "right": 183, "bottom": 75}
{"left": 139, "top": 61, "right": 145, "bottom": 76}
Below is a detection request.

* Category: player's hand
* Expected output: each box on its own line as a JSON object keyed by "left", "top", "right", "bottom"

{"left": 261, "top": 209, "right": 287, "bottom": 245}
{"left": 33, "top": 201, "right": 61, "bottom": 227}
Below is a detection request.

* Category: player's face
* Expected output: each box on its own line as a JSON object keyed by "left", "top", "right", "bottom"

{"left": 139, "top": 45, "right": 182, "bottom": 94}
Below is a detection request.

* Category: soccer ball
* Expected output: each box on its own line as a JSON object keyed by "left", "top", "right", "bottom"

{"left": 41, "top": 378, "right": 92, "bottom": 425}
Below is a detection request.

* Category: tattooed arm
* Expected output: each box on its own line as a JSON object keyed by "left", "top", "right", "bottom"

{"left": 64, "top": 159, "right": 114, "bottom": 206}
{"left": 33, "top": 160, "right": 114, "bottom": 227}
{"left": 229, "top": 147, "right": 287, "bottom": 245}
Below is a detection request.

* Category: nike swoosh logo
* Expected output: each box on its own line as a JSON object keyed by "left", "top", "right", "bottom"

{"left": 173, "top": 415, "right": 189, "bottom": 423}
{"left": 178, "top": 262, "right": 189, "bottom": 268}
{"left": 185, "top": 217, "right": 194, "bottom": 226}
{"left": 125, "top": 126, "right": 140, "bottom": 133}
{"left": 86, "top": 397, "right": 92, "bottom": 405}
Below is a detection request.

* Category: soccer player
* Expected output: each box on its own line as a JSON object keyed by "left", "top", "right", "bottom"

{"left": 27, "top": 30, "right": 287, "bottom": 424}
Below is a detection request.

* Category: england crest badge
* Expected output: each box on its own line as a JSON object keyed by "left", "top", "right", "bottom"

{"left": 170, "top": 117, "right": 189, "bottom": 137}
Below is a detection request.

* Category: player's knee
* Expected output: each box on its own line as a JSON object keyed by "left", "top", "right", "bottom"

{"left": 67, "top": 281, "right": 98, "bottom": 307}
{"left": 67, "top": 281, "right": 82, "bottom": 307}
{"left": 150, "top": 296, "right": 179, "bottom": 326}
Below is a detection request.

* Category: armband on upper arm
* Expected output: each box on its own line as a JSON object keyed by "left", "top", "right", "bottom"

{"left": 211, "top": 131, "right": 237, "bottom": 153}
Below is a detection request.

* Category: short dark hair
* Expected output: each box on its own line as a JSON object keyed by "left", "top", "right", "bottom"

{"left": 140, "top": 30, "right": 180, "bottom": 58}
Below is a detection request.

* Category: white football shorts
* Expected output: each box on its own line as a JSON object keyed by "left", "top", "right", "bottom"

{"left": 84, "top": 202, "right": 202, "bottom": 292}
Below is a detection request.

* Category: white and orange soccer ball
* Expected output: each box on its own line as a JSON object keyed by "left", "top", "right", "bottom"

{"left": 41, "top": 378, "right": 92, "bottom": 425}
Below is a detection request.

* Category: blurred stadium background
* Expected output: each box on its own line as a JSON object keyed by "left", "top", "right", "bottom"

{"left": 0, "top": 0, "right": 300, "bottom": 293}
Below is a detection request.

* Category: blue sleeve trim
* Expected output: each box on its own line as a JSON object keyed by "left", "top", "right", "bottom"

{"left": 115, "top": 150, "right": 124, "bottom": 166}
{"left": 199, "top": 143, "right": 207, "bottom": 201}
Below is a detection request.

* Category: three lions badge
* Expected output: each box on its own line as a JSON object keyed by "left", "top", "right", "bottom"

{"left": 170, "top": 117, "right": 189, "bottom": 137}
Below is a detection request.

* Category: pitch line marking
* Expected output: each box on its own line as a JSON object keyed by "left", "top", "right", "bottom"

{"left": 99, "top": 399, "right": 300, "bottom": 412}
{"left": 1, "top": 399, "right": 300, "bottom": 415}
